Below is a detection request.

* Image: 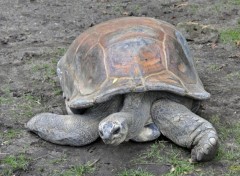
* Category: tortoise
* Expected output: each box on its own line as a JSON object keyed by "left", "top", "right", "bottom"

{"left": 26, "top": 17, "right": 218, "bottom": 162}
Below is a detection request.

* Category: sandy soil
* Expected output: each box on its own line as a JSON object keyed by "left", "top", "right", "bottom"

{"left": 0, "top": 0, "right": 240, "bottom": 175}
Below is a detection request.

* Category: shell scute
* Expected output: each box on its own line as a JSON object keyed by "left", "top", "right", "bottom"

{"left": 106, "top": 37, "right": 165, "bottom": 78}
{"left": 138, "top": 42, "right": 165, "bottom": 76}
{"left": 165, "top": 35, "right": 197, "bottom": 84}
{"left": 76, "top": 45, "right": 107, "bottom": 95}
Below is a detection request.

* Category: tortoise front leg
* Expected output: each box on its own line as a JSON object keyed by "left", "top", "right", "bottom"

{"left": 26, "top": 113, "right": 101, "bottom": 146}
{"left": 26, "top": 95, "right": 123, "bottom": 146}
{"left": 151, "top": 99, "right": 218, "bottom": 162}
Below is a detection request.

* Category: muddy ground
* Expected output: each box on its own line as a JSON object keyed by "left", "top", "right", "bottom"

{"left": 0, "top": 0, "right": 240, "bottom": 176}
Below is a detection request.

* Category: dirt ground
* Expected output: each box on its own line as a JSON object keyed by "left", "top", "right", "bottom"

{"left": 0, "top": 0, "right": 240, "bottom": 176}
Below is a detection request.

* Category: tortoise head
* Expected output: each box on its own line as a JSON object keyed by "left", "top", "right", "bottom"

{"left": 98, "top": 112, "right": 130, "bottom": 145}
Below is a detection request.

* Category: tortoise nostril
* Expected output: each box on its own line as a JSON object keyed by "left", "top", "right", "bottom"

{"left": 99, "top": 130, "right": 103, "bottom": 137}
{"left": 113, "top": 127, "right": 120, "bottom": 135}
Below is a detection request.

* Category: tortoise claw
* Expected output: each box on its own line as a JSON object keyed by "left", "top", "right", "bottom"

{"left": 191, "top": 133, "right": 218, "bottom": 162}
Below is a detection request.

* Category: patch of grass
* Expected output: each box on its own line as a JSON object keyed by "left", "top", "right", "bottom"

{"left": 31, "top": 48, "right": 65, "bottom": 85}
{"left": 132, "top": 141, "right": 165, "bottom": 164}
{"left": 229, "top": 164, "right": 240, "bottom": 174}
{"left": 209, "top": 115, "right": 230, "bottom": 141}
{"left": 144, "top": 142, "right": 163, "bottom": 161}
{"left": 4, "top": 129, "right": 20, "bottom": 139}
{"left": 232, "top": 122, "right": 240, "bottom": 145}
{"left": 189, "top": 4, "right": 199, "bottom": 14}
{"left": 49, "top": 153, "right": 67, "bottom": 164}
{"left": 31, "top": 58, "right": 63, "bottom": 100}
{"left": 113, "top": 3, "right": 124, "bottom": 14}
{"left": 28, "top": 47, "right": 65, "bottom": 100}
{"left": 164, "top": 151, "right": 194, "bottom": 176}
{"left": 53, "top": 87, "right": 63, "bottom": 96}
{"left": 207, "top": 64, "right": 221, "bottom": 72}
{"left": 0, "top": 86, "right": 43, "bottom": 119}
{"left": 1, "top": 91, "right": 43, "bottom": 120}
{"left": 1, "top": 154, "right": 30, "bottom": 176}
{"left": 0, "top": 86, "right": 13, "bottom": 105}
{"left": 216, "top": 145, "right": 237, "bottom": 161}
{"left": 225, "top": 122, "right": 240, "bottom": 161}
{"left": 61, "top": 162, "right": 95, "bottom": 176}
{"left": 220, "top": 28, "right": 240, "bottom": 44}
{"left": 16, "top": 93, "right": 42, "bottom": 118}
{"left": 231, "top": 0, "right": 240, "bottom": 5}
{"left": 133, "top": 142, "right": 195, "bottom": 176}
{"left": 32, "top": 60, "right": 57, "bottom": 82}
{"left": 133, "top": 4, "right": 141, "bottom": 14}
{"left": 31, "top": 47, "right": 66, "bottom": 82}
{"left": 226, "top": 71, "right": 240, "bottom": 80}
{"left": 0, "top": 129, "right": 22, "bottom": 144}
{"left": 55, "top": 48, "right": 67, "bottom": 57}
{"left": 118, "top": 169, "right": 155, "bottom": 176}
{"left": 213, "top": 3, "right": 221, "bottom": 13}
{"left": 211, "top": 115, "right": 240, "bottom": 165}
{"left": 32, "top": 63, "right": 56, "bottom": 75}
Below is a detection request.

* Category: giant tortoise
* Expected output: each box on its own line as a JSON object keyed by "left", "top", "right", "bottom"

{"left": 26, "top": 17, "right": 218, "bottom": 162}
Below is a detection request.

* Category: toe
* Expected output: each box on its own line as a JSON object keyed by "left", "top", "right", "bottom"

{"left": 191, "top": 141, "right": 218, "bottom": 162}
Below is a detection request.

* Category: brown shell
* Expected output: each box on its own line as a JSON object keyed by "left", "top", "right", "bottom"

{"left": 57, "top": 17, "right": 210, "bottom": 108}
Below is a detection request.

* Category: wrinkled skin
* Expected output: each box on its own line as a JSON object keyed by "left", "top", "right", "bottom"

{"left": 26, "top": 92, "right": 218, "bottom": 162}
{"left": 99, "top": 92, "right": 161, "bottom": 145}
{"left": 151, "top": 98, "right": 218, "bottom": 162}
{"left": 98, "top": 92, "right": 218, "bottom": 162}
{"left": 26, "top": 95, "right": 123, "bottom": 146}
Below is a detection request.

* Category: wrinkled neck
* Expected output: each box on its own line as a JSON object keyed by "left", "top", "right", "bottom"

{"left": 84, "top": 95, "right": 123, "bottom": 118}
{"left": 121, "top": 92, "right": 153, "bottom": 138}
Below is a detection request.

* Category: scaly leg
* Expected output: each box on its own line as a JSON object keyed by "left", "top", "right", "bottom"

{"left": 151, "top": 99, "right": 218, "bottom": 162}
{"left": 26, "top": 95, "right": 122, "bottom": 146}
{"left": 26, "top": 113, "right": 101, "bottom": 146}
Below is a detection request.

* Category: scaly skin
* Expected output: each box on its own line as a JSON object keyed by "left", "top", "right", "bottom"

{"left": 26, "top": 95, "right": 123, "bottom": 146}
{"left": 99, "top": 92, "right": 161, "bottom": 145}
{"left": 151, "top": 99, "right": 218, "bottom": 162}
{"left": 98, "top": 92, "right": 195, "bottom": 145}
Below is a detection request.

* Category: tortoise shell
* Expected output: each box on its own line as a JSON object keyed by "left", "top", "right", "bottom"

{"left": 57, "top": 17, "right": 210, "bottom": 109}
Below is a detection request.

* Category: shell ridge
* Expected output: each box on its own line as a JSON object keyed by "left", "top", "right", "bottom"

{"left": 105, "top": 35, "right": 164, "bottom": 48}
{"left": 167, "top": 71, "right": 190, "bottom": 92}
{"left": 74, "top": 33, "right": 91, "bottom": 57}
{"left": 162, "top": 29, "right": 168, "bottom": 71}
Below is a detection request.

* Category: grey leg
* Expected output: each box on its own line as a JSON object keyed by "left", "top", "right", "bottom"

{"left": 26, "top": 95, "right": 123, "bottom": 146}
{"left": 26, "top": 113, "right": 101, "bottom": 146}
{"left": 131, "top": 123, "right": 161, "bottom": 142}
{"left": 151, "top": 99, "right": 218, "bottom": 162}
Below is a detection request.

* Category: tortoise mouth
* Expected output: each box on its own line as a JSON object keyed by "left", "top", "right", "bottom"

{"left": 69, "top": 107, "right": 87, "bottom": 114}
{"left": 101, "top": 131, "right": 126, "bottom": 145}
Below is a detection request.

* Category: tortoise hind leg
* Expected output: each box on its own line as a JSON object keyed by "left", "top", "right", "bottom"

{"left": 151, "top": 99, "right": 218, "bottom": 162}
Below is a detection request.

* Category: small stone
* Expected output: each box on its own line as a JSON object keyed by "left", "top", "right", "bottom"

{"left": 122, "top": 11, "right": 129, "bottom": 16}
{"left": 236, "top": 40, "right": 240, "bottom": 47}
